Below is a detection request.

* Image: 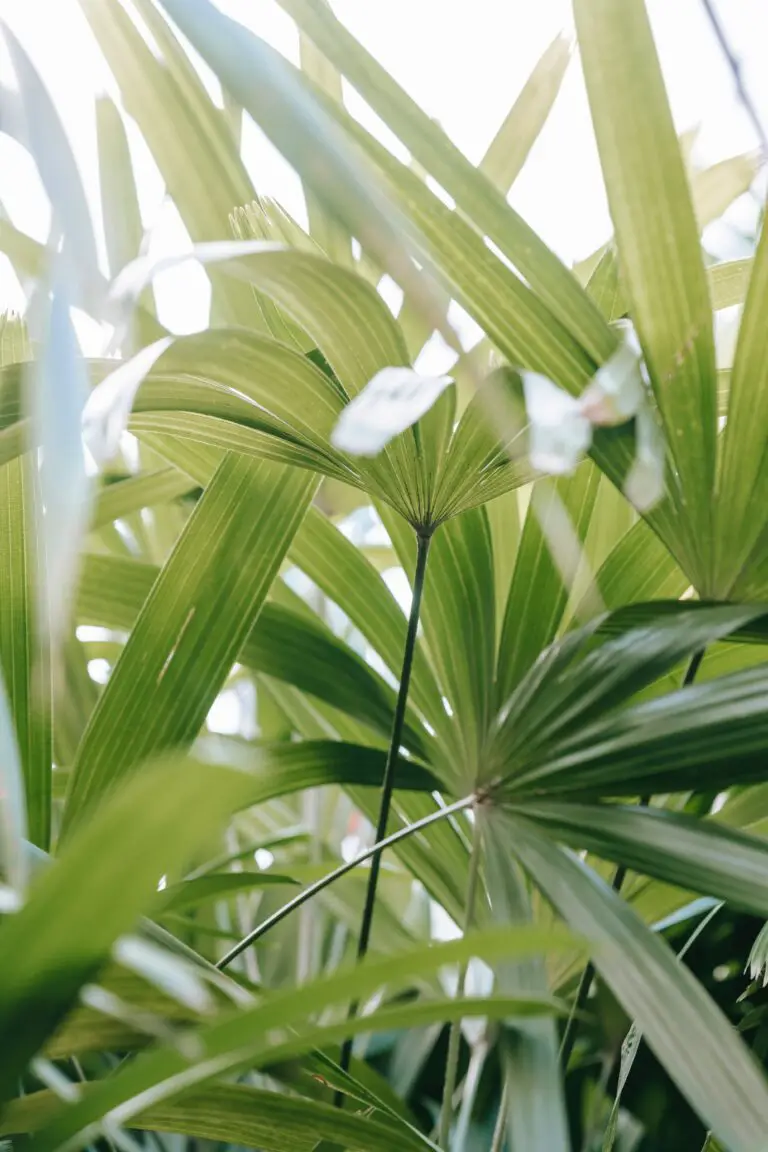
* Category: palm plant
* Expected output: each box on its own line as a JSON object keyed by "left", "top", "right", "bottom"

{"left": 2, "top": 1, "right": 768, "bottom": 1150}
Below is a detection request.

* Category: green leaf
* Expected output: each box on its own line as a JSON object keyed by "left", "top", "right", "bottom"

{"left": 496, "top": 464, "right": 600, "bottom": 703}
{"left": 3, "top": 1083, "right": 431, "bottom": 1152}
{"left": 194, "top": 737, "right": 439, "bottom": 807}
{"left": 156, "top": 871, "right": 299, "bottom": 913}
{"left": 96, "top": 327, "right": 351, "bottom": 476}
{"left": 229, "top": 202, "right": 316, "bottom": 350}
{"left": 423, "top": 508, "right": 496, "bottom": 784}
{"left": 378, "top": 503, "right": 495, "bottom": 787}
{"left": 52, "top": 632, "right": 96, "bottom": 769}
{"left": 584, "top": 246, "right": 621, "bottom": 321}
{"left": 575, "top": 0, "right": 717, "bottom": 588}
{"left": 716, "top": 211, "right": 768, "bottom": 595}
{"left": 80, "top": 0, "right": 258, "bottom": 326}
{"left": 120, "top": 240, "right": 482, "bottom": 527}
{"left": 591, "top": 518, "right": 688, "bottom": 611}
{"left": 480, "top": 33, "right": 572, "bottom": 192}
{"left": 244, "top": 677, "right": 466, "bottom": 922}
{"left": 45, "top": 961, "right": 215, "bottom": 1059}
{"left": 492, "top": 603, "right": 766, "bottom": 787}
{"left": 507, "top": 656, "right": 768, "bottom": 798}
{"left": 153, "top": 0, "right": 450, "bottom": 347}
{"left": 563, "top": 471, "right": 637, "bottom": 624}
{"left": 515, "top": 800, "right": 768, "bottom": 918}
{"left": 0, "top": 320, "right": 50, "bottom": 849}
{"left": 289, "top": 507, "right": 447, "bottom": 739}
{"left": 75, "top": 552, "right": 431, "bottom": 757}
{"left": 431, "top": 378, "right": 534, "bottom": 519}
{"left": 505, "top": 814, "right": 768, "bottom": 1150}
{"left": 96, "top": 98, "right": 146, "bottom": 283}
{"left": 62, "top": 456, "right": 316, "bottom": 835}
{"left": 482, "top": 813, "right": 570, "bottom": 1152}
{"left": 32, "top": 276, "right": 92, "bottom": 646}
{"left": 26, "top": 925, "right": 578, "bottom": 1151}
{"left": 274, "top": 0, "right": 613, "bottom": 365}
{"left": 0, "top": 453, "right": 49, "bottom": 849}
{"left": 709, "top": 258, "right": 752, "bottom": 311}
{"left": 249, "top": 601, "right": 433, "bottom": 757}
{"left": 297, "top": 29, "right": 353, "bottom": 270}
{"left": 301, "top": 94, "right": 678, "bottom": 550}
{"left": 486, "top": 489, "right": 522, "bottom": 641}
{"left": 0, "top": 754, "right": 257, "bottom": 1100}
{"left": 91, "top": 468, "right": 196, "bottom": 530}
{"left": 0, "top": 662, "right": 26, "bottom": 896}
{"left": 0, "top": 218, "right": 45, "bottom": 284}
{"left": 691, "top": 150, "right": 758, "bottom": 229}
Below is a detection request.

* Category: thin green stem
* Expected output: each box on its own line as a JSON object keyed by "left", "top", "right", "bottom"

{"left": 559, "top": 647, "right": 705, "bottom": 1070}
{"left": 338, "top": 530, "right": 432, "bottom": 1079}
{"left": 453, "top": 1041, "right": 488, "bottom": 1152}
{"left": 490, "top": 1079, "right": 510, "bottom": 1152}
{"left": 216, "top": 794, "right": 471, "bottom": 971}
{"left": 439, "top": 810, "right": 482, "bottom": 1148}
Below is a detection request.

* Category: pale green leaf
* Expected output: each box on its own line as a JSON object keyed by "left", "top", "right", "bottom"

{"left": 496, "top": 463, "right": 600, "bottom": 703}
{"left": 26, "top": 925, "right": 578, "bottom": 1151}
{"left": 62, "top": 456, "right": 316, "bottom": 835}
{"left": 480, "top": 33, "right": 572, "bottom": 192}
{"left": 0, "top": 754, "right": 258, "bottom": 1100}
{"left": 716, "top": 211, "right": 768, "bottom": 595}
{"left": 3, "top": 1084, "right": 429, "bottom": 1152}
{"left": 274, "top": 0, "right": 613, "bottom": 364}
{"left": 575, "top": 0, "right": 717, "bottom": 587}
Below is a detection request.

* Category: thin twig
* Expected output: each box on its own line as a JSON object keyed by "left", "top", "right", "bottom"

{"left": 216, "top": 793, "right": 471, "bottom": 970}
{"left": 700, "top": 0, "right": 768, "bottom": 160}
{"left": 338, "top": 530, "right": 432, "bottom": 1082}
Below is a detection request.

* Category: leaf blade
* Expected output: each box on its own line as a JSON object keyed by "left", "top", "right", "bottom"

{"left": 62, "top": 456, "right": 315, "bottom": 834}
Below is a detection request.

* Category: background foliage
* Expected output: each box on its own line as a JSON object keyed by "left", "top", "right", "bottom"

{"left": 1, "top": 1, "right": 768, "bottom": 1150}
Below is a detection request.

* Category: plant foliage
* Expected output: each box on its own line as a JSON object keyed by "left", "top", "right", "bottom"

{"left": 0, "top": 1, "right": 767, "bottom": 1149}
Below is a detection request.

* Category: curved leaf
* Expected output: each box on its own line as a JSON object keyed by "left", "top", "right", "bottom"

{"left": 3, "top": 1083, "right": 430, "bottom": 1152}
{"left": 75, "top": 553, "right": 432, "bottom": 758}
{"left": 25, "top": 925, "right": 578, "bottom": 1152}
{"left": 716, "top": 210, "right": 768, "bottom": 595}
{"left": 274, "top": 0, "right": 613, "bottom": 364}
{"left": 0, "top": 755, "right": 257, "bottom": 1101}
{"left": 480, "top": 33, "right": 572, "bottom": 192}
{"left": 575, "top": 0, "right": 717, "bottom": 586}
{"left": 63, "top": 456, "right": 315, "bottom": 835}
{"left": 496, "top": 464, "right": 600, "bottom": 703}
{"left": 516, "top": 800, "right": 768, "bottom": 918}
{"left": 507, "top": 657, "right": 768, "bottom": 798}
{"left": 506, "top": 814, "right": 768, "bottom": 1151}
{"left": 492, "top": 602, "right": 768, "bottom": 783}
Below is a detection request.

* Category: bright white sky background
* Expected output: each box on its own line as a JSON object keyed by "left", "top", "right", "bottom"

{"left": 1, "top": 0, "right": 768, "bottom": 344}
